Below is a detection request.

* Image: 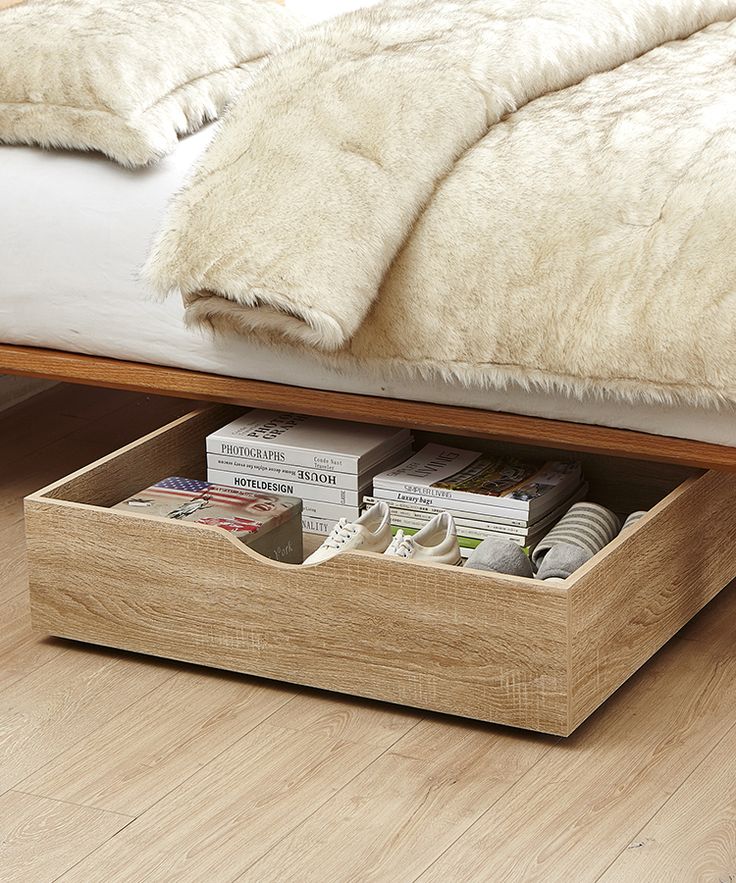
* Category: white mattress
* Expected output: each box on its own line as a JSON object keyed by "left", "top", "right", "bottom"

{"left": 1, "top": 128, "right": 734, "bottom": 447}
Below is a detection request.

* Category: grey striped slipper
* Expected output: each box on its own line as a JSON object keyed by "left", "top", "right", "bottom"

{"left": 532, "top": 502, "right": 621, "bottom": 581}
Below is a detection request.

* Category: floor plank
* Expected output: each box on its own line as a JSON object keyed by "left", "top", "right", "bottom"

{"left": 0, "top": 646, "right": 177, "bottom": 793}
{"left": 0, "top": 790, "right": 130, "bottom": 883}
{"left": 0, "top": 592, "right": 65, "bottom": 693}
{"left": 599, "top": 719, "right": 736, "bottom": 882}
{"left": 416, "top": 626, "right": 736, "bottom": 883}
{"left": 59, "top": 714, "right": 412, "bottom": 883}
{"left": 19, "top": 669, "right": 298, "bottom": 816}
{"left": 239, "top": 715, "right": 554, "bottom": 882}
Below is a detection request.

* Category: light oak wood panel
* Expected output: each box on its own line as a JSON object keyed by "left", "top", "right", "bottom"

{"left": 418, "top": 633, "right": 736, "bottom": 883}
{"left": 59, "top": 723, "right": 393, "bottom": 883}
{"left": 35, "top": 404, "right": 237, "bottom": 507}
{"left": 568, "top": 470, "right": 736, "bottom": 730}
{"left": 0, "top": 647, "right": 174, "bottom": 792}
{"left": 600, "top": 720, "right": 736, "bottom": 883}
{"left": 27, "top": 499, "right": 570, "bottom": 733}
{"left": 3, "top": 343, "right": 734, "bottom": 471}
{"left": 0, "top": 791, "right": 130, "bottom": 883}
{"left": 19, "top": 670, "right": 297, "bottom": 815}
{"left": 27, "top": 406, "right": 736, "bottom": 735}
{"left": 0, "top": 389, "right": 194, "bottom": 528}
{"left": 240, "top": 717, "right": 554, "bottom": 882}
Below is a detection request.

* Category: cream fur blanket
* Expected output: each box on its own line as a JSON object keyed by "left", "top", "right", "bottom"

{"left": 147, "top": 0, "right": 736, "bottom": 408}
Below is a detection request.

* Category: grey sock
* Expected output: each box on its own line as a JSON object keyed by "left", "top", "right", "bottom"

{"left": 465, "top": 537, "right": 534, "bottom": 578}
{"left": 621, "top": 510, "right": 647, "bottom": 532}
{"left": 531, "top": 502, "right": 620, "bottom": 573}
{"left": 536, "top": 543, "right": 592, "bottom": 580}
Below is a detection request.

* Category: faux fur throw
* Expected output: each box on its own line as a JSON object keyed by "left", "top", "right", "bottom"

{"left": 148, "top": 0, "right": 736, "bottom": 407}
{"left": 0, "top": 0, "right": 300, "bottom": 166}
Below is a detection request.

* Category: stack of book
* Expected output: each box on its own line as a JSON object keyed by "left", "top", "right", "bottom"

{"left": 367, "top": 443, "right": 587, "bottom": 560}
{"left": 207, "top": 410, "right": 413, "bottom": 535}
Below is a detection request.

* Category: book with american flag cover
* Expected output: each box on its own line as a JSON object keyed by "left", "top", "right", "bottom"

{"left": 112, "top": 477, "right": 303, "bottom": 563}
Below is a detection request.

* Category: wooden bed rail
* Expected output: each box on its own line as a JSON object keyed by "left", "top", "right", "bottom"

{"left": 0, "top": 343, "right": 733, "bottom": 471}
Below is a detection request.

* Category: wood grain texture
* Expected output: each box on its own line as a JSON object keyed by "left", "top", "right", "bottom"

{"left": 0, "top": 646, "right": 174, "bottom": 792}
{"left": 19, "top": 669, "right": 297, "bottom": 815}
{"left": 6, "top": 385, "right": 736, "bottom": 881}
{"left": 240, "top": 717, "right": 554, "bottom": 882}
{"left": 27, "top": 499, "right": 569, "bottom": 734}
{"left": 600, "top": 719, "right": 736, "bottom": 883}
{"left": 25, "top": 406, "right": 736, "bottom": 736}
{"left": 0, "top": 791, "right": 129, "bottom": 883}
{"left": 418, "top": 632, "right": 736, "bottom": 883}
{"left": 568, "top": 470, "right": 736, "bottom": 730}
{"left": 0, "top": 593, "right": 65, "bottom": 693}
{"left": 2, "top": 343, "right": 734, "bottom": 471}
{"left": 59, "top": 722, "right": 397, "bottom": 883}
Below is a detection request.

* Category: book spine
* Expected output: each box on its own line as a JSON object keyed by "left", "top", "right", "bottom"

{"left": 302, "top": 515, "right": 338, "bottom": 535}
{"left": 207, "top": 439, "right": 361, "bottom": 473}
{"left": 208, "top": 469, "right": 364, "bottom": 506}
{"left": 389, "top": 512, "right": 529, "bottom": 540}
{"left": 371, "top": 488, "right": 532, "bottom": 520}
{"left": 361, "top": 496, "right": 528, "bottom": 527}
{"left": 372, "top": 479, "right": 529, "bottom": 513}
{"left": 207, "top": 453, "right": 361, "bottom": 490}
{"left": 297, "top": 499, "right": 361, "bottom": 521}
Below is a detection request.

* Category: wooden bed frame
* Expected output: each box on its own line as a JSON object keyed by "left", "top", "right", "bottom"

{"left": 2, "top": 342, "right": 734, "bottom": 471}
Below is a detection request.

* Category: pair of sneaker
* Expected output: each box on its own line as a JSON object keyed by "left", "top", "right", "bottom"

{"left": 303, "top": 501, "right": 462, "bottom": 566}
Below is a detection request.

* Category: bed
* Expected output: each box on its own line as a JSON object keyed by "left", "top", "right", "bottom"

{"left": 1, "top": 124, "right": 735, "bottom": 470}
{"left": 2, "top": 0, "right": 735, "bottom": 472}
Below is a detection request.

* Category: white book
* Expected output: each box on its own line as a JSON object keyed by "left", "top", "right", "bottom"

{"left": 387, "top": 511, "right": 529, "bottom": 539}
{"left": 373, "top": 487, "right": 539, "bottom": 519}
{"left": 207, "top": 444, "right": 412, "bottom": 490}
{"left": 301, "top": 500, "right": 361, "bottom": 522}
{"left": 361, "top": 495, "right": 529, "bottom": 527}
{"left": 207, "top": 409, "right": 411, "bottom": 474}
{"left": 302, "top": 515, "right": 338, "bottom": 535}
{"left": 379, "top": 483, "right": 588, "bottom": 539}
{"left": 207, "top": 469, "right": 367, "bottom": 506}
{"left": 373, "top": 444, "right": 582, "bottom": 519}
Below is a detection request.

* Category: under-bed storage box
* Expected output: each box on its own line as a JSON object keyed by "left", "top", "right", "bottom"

{"left": 24, "top": 407, "right": 736, "bottom": 736}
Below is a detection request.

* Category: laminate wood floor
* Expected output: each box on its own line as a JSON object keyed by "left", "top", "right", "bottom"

{"left": 1, "top": 384, "right": 735, "bottom": 883}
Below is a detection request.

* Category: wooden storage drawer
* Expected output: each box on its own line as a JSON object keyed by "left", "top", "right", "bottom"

{"left": 25, "top": 406, "right": 736, "bottom": 736}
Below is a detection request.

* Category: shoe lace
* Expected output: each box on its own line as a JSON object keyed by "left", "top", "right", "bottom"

{"left": 322, "top": 518, "right": 358, "bottom": 551}
{"left": 387, "top": 529, "right": 415, "bottom": 558}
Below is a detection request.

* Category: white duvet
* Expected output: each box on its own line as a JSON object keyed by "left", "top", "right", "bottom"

{"left": 1, "top": 0, "right": 734, "bottom": 445}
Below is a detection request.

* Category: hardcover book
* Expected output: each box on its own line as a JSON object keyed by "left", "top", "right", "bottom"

{"left": 373, "top": 444, "right": 583, "bottom": 519}
{"left": 207, "top": 410, "right": 411, "bottom": 474}
{"left": 112, "top": 477, "right": 303, "bottom": 563}
{"left": 207, "top": 469, "right": 369, "bottom": 507}
{"left": 207, "top": 443, "right": 412, "bottom": 490}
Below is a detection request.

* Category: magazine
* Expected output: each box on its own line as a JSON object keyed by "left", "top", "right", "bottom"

{"left": 373, "top": 444, "right": 583, "bottom": 518}
{"left": 368, "top": 484, "right": 589, "bottom": 539}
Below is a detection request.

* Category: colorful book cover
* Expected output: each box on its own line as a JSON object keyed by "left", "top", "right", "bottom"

{"left": 373, "top": 444, "right": 583, "bottom": 516}
{"left": 112, "top": 477, "right": 301, "bottom": 544}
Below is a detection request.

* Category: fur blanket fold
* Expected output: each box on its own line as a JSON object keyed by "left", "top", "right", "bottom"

{"left": 146, "top": 0, "right": 736, "bottom": 409}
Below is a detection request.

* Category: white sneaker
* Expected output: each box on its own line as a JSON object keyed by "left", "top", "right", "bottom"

{"left": 303, "top": 501, "right": 392, "bottom": 564}
{"left": 385, "top": 512, "right": 462, "bottom": 566}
